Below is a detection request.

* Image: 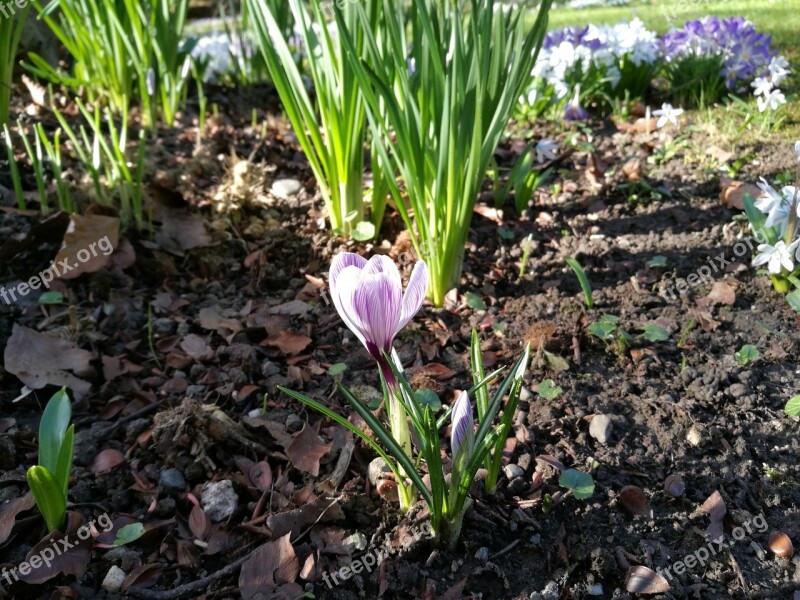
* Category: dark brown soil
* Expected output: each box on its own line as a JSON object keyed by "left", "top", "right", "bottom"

{"left": 1, "top": 82, "right": 799, "bottom": 600}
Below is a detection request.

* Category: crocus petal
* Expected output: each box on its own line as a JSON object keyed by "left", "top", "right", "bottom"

{"left": 347, "top": 264, "right": 403, "bottom": 355}
{"left": 396, "top": 260, "right": 429, "bottom": 337}
{"left": 331, "top": 265, "right": 370, "bottom": 351}
{"left": 450, "top": 391, "right": 474, "bottom": 460}
{"left": 330, "top": 252, "right": 367, "bottom": 292}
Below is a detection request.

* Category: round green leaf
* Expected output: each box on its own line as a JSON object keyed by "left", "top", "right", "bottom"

{"left": 558, "top": 469, "right": 595, "bottom": 500}
{"left": 785, "top": 396, "right": 800, "bottom": 417}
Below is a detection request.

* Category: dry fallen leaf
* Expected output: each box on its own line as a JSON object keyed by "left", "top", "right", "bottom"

{"left": 664, "top": 474, "right": 685, "bottom": 498}
{"left": 264, "top": 330, "right": 313, "bottom": 356}
{"left": 153, "top": 209, "right": 212, "bottom": 255}
{"left": 286, "top": 424, "right": 331, "bottom": 476}
{"left": 19, "top": 530, "right": 92, "bottom": 584}
{"left": 54, "top": 214, "right": 120, "bottom": 280}
{"left": 0, "top": 493, "right": 36, "bottom": 545}
{"left": 266, "top": 497, "right": 344, "bottom": 539}
{"left": 625, "top": 566, "right": 670, "bottom": 594}
{"left": 700, "top": 490, "right": 727, "bottom": 543}
{"left": 239, "top": 534, "right": 301, "bottom": 600}
{"left": 696, "top": 280, "right": 737, "bottom": 309}
{"left": 720, "top": 176, "right": 761, "bottom": 211}
{"left": 4, "top": 323, "right": 94, "bottom": 398}
{"left": 89, "top": 449, "right": 126, "bottom": 475}
{"left": 180, "top": 334, "right": 214, "bottom": 361}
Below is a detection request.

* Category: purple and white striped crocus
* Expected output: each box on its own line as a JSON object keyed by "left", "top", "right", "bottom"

{"left": 450, "top": 391, "right": 475, "bottom": 464}
{"left": 329, "top": 252, "right": 428, "bottom": 375}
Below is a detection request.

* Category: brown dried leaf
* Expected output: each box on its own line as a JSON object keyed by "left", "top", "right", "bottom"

{"left": 239, "top": 534, "right": 299, "bottom": 600}
{"left": 89, "top": 448, "right": 125, "bottom": 475}
{"left": 720, "top": 176, "right": 761, "bottom": 211}
{"left": 286, "top": 424, "right": 331, "bottom": 476}
{"left": 696, "top": 280, "right": 737, "bottom": 309}
{"left": 264, "top": 331, "right": 312, "bottom": 356}
{"left": 153, "top": 209, "right": 212, "bottom": 255}
{"left": 180, "top": 334, "right": 214, "bottom": 361}
{"left": 700, "top": 490, "right": 727, "bottom": 542}
{"left": 4, "top": 323, "right": 94, "bottom": 398}
{"left": 189, "top": 505, "right": 210, "bottom": 540}
{"left": 625, "top": 566, "right": 670, "bottom": 594}
{"left": 664, "top": 474, "right": 685, "bottom": 498}
{"left": 19, "top": 531, "right": 91, "bottom": 584}
{"left": 266, "top": 497, "right": 345, "bottom": 539}
{"left": 54, "top": 214, "right": 119, "bottom": 280}
{"left": 620, "top": 486, "right": 652, "bottom": 518}
{"left": 0, "top": 493, "right": 35, "bottom": 544}
{"left": 198, "top": 306, "right": 241, "bottom": 336}
{"left": 249, "top": 461, "right": 273, "bottom": 492}
{"left": 122, "top": 564, "right": 163, "bottom": 592}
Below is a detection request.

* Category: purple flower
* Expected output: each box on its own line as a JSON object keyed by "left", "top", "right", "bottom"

{"left": 450, "top": 391, "right": 474, "bottom": 460}
{"left": 565, "top": 88, "right": 588, "bottom": 122}
{"left": 329, "top": 253, "right": 428, "bottom": 361}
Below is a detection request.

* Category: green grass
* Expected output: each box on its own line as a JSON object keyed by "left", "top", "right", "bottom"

{"left": 547, "top": 0, "right": 799, "bottom": 52}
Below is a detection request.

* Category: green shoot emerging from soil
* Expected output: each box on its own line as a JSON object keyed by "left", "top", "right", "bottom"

{"left": 26, "top": 388, "right": 74, "bottom": 532}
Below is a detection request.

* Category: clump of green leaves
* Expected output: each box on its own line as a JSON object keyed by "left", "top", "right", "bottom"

{"left": 589, "top": 315, "right": 669, "bottom": 355}
{"left": 26, "top": 388, "right": 74, "bottom": 532}
{"left": 786, "top": 396, "right": 800, "bottom": 417}
{"left": 734, "top": 344, "right": 760, "bottom": 366}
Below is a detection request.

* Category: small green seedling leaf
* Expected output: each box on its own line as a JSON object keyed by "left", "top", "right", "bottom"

{"left": 647, "top": 255, "right": 667, "bottom": 268}
{"left": 537, "top": 379, "right": 563, "bottom": 399}
{"left": 351, "top": 221, "right": 376, "bottom": 241}
{"left": 415, "top": 389, "right": 442, "bottom": 411}
{"left": 498, "top": 227, "right": 515, "bottom": 241}
{"left": 588, "top": 320, "right": 617, "bottom": 341}
{"left": 565, "top": 256, "right": 594, "bottom": 309}
{"left": 786, "top": 289, "right": 800, "bottom": 313}
{"left": 734, "top": 344, "right": 759, "bottom": 366}
{"left": 559, "top": 469, "right": 595, "bottom": 500}
{"left": 639, "top": 324, "right": 669, "bottom": 342}
{"left": 26, "top": 466, "right": 66, "bottom": 532}
{"left": 38, "top": 292, "right": 64, "bottom": 304}
{"left": 465, "top": 292, "right": 487, "bottom": 310}
{"left": 114, "top": 522, "right": 146, "bottom": 546}
{"left": 39, "top": 388, "right": 71, "bottom": 479}
{"left": 327, "top": 363, "right": 347, "bottom": 377}
{"left": 491, "top": 322, "right": 506, "bottom": 332}
{"left": 785, "top": 396, "right": 800, "bottom": 417}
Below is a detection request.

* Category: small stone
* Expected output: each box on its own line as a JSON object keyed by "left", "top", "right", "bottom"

{"left": 285, "top": 414, "right": 304, "bottom": 433}
{"left": 344, "top": 532, "right": 368, "bottom": 552}
{"left": 271, "top": 178, "right": 302, "bottom": 197}
{"left": 186, "top": 385, "right": 206, "bottom": 397}
{"left": 159, "top": 468, "right": 186, "bottom": 493}
{"left": 103, "top": 547, "right": 141, "bottom": 573}
{"left": 542, "top": 581, "right": 560, "bottom": 600}
{"left": 589, "top": 414, "right": 613, "bottom": 444}
{"left": 261, "top": 359, "right": 281, "bottom": 377}
{"left": 201, "top": 480, "right": 239, "bottom": 522}
{"left": 102, "top": 566, "right": 126, "bottom": 593}
{"left": 586, "top": 583, "right": 603, "bottom": 596}
{"left": 519, "top": 387, "right": 533, "bottom": 402}
{"left": 475, "top": 547, "right": 490, "bottom": 561}
{"left": 504, "top": 464, "right": 525, "bottom": 480}
{"left": 368, "top": 457, "right": 392, "bottom": 486}
{"left": 152, "top": 318, "right": 176, "bottom": 335}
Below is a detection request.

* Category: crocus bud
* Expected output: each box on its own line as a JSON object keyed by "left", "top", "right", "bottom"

{"left": 450, "top": 391, "right": 474, "bottom": 461}
{"left": 146, "top": 68, "right": 156, "bottom": 97}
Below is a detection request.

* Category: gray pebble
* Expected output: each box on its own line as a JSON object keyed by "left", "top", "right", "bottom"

{"left": 271, "top": 178, "right": 303, "bottom": 197}
{"left": 159, "top": 468, "right": 186, "bottom": 493}
{"left": 202, "top": 480, "right": 239, "bottom": 522}
{"left": 589, "top": 414, "right": 613, "bottom": 444}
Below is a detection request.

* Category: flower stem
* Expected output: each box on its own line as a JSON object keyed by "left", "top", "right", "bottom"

{"left": 378, "top": 357, "right": 415, "bottom": 510}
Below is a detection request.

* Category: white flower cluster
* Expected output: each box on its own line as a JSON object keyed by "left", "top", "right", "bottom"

{"left": 751, "top": 142, "right": 800, "bottom": 275}
{"left": 751, "top": 56, "right": 790, "bottom": 113}
{"left": 191, "top": 33, "right": 237, "bottom": 82}
{"left": 531, "top": 18, "right": 659, "bottom": 99}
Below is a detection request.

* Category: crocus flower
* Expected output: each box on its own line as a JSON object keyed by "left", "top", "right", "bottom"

{"left": 565, "top": 88, "right": 588, "bottom": 122}
{"left": 794, "top": 141, "right": 800, "bottom": 162}
{"left": 329, "top": 253, "right": 428, "bottom": 363}
{"left": 450, "top": 391, "right": 474, "bottom": 461}
{"left": 753, "top": 241, "right": 795, "bottom": 274}
{"left": 653, "top": 103, "right": 684, "bottom": 128}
